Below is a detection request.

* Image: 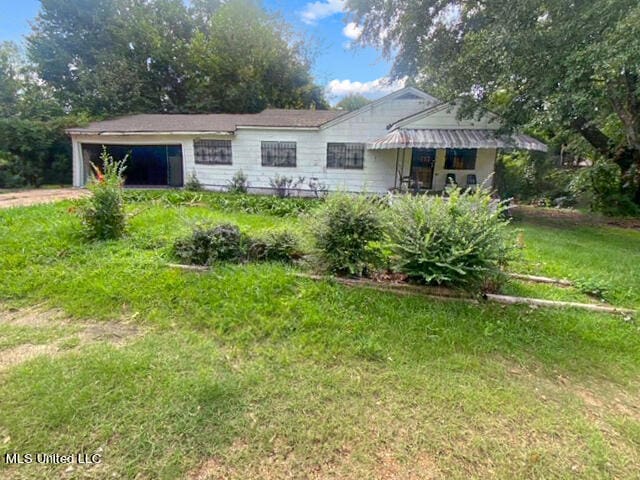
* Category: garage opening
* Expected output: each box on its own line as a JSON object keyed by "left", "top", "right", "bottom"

{"left": 81, "top": 144, "right": 184, "bottom": 187}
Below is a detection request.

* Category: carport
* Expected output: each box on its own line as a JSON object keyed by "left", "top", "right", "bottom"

{"left": 80, "top": 144, "right": 184, "bottom": 187}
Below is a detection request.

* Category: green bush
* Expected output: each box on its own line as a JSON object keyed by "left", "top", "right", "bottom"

{"left": 570, "top": 160, "right": 639, "bottom": 216}
{"left": 173, "top": 223, "right": 248, "bottom": 265}
{"left": 79, "top": 147, "right": 127, "bottom": 240}
{"left": 0, "top": 116, "right": 84, "bottom": 187}
{"left": 312, "top": 192, "right": 384, "bottom": 276}
{"left": 247, "top": 229, "right": 303, "bottom": 263}
{"left": 386, "top": 187, "right": 514, "bottom": 287}
{"left": 125, "top": 190, "right": 320, "bottom": 217}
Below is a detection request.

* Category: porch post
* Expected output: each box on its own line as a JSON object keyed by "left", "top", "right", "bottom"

{"left": 394, "top": 149, "right": 400, "bottom": 189}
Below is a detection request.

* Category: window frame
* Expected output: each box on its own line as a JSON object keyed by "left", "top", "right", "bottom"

{"left": 326, "top": 142, "right": 365, "bottom": 170}
{"left": 194, "top": 139, "right": 233, "bottom": 165}
{"left": 444, "top": 148, "right": 477, "bottom": 170}
{"left": 261, "top": 141, "right": 297, "bottom": 168}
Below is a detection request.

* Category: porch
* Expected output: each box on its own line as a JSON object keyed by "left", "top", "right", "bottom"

{"left": 368, "top": 128, "right": 548, "bottom": 193}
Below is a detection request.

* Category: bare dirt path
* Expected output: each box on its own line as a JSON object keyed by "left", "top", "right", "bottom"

{"left": 0, "top": 305, "right": 141, "bottom": 371}
{"left": 0, "top": 188, "right": 88, "bottom": 209}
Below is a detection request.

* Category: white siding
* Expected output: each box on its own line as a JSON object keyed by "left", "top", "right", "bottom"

{"left": 70, "top": 95, "right": 499, "bottom": 194}
{"left": 401, "top": 104, "right": 501, "bottom": 130}
{"left": 186, "top": 97, "right": 432, "bottom": 194}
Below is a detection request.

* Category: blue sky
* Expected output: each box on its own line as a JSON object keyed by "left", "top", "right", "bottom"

{"left": 0, "top": 0, "right": 399, "bottom": 103}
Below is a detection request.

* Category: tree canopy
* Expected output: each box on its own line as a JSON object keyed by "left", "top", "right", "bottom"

{"left": 335, "top": 94, "right": 372, "bottom": 112}
{"left": 28, "top": 0, "right": 327, "bottom": 116}
{"left": 2, "top": 0, "right": 328, "bottom": 187}
{"left": 347, "top": 0, "right": 640, "bottom": 206}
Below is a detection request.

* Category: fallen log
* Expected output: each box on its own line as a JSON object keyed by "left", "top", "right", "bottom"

{"left": 508, "top": 273, "right": 573, "bottom": 286}
{"left": 484, "top": 294, "right": 635, "bottom": 314}
{"left": 296, "top": 273, "right": 635, "bottom": 315}
{"left": 166, "top": 263, "right": 209, "bottom": 272}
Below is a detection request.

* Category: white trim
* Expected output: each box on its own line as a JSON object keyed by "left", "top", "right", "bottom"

{"left": 236, "top": 125, "right": 320, "bottom": 131}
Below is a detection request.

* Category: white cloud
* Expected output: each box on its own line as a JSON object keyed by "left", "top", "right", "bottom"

{"left": 342, "top": 22, "right": 362, "bottom": 40}
{"left": 300, "top": 0, "right": 345, "bottom": 25}
{"left": 326, "top": 77, "right": 406, "bottom": 101}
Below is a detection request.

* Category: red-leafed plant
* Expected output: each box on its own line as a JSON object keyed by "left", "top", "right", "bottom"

{"left": 79, "top": 146, "right": 128, "bottom": 240}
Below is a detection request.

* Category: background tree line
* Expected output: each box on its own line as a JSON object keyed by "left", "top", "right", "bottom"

{"left": 0, "top": 0, "right": 327, "bottom": 187}
{"left": 347, "top": 0, "right": 640, "bottom": 215}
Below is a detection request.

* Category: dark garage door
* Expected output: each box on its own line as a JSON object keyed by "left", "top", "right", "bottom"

{"left": 81, "top": 144, "right": 184, "bottom": 187}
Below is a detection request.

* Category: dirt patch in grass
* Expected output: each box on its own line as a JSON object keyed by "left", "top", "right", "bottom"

{"left": 512, "top": 205, "right": 640, "bottom": 229}
{"left": 0, "top": 305, "right": 142, "bottom": 371}
{"left": 0, "top": 188, "right": 88, "bottom": 209}
{"left": 187, "top": 447, "right": 442, "bottom": 480}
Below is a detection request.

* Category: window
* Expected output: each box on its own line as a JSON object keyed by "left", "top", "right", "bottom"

{"left": 194, "top": 140, "right": 232, "bottom": 165}
{"left": 261, "top": 141, "right": 296, "bottom": 167}
{"left": 326, "top": 143, "right": 365, "bottom": 169}
{"left": 445, "top": 148, "right": 477, "bottom": 169}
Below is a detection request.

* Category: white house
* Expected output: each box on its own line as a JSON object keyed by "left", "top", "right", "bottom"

{"left": 67, "top": 87, "right": 546, "bottom": 194}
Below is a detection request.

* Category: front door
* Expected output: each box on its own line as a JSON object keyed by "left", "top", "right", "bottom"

{"left": 410, "top": 148, "right": 436, "bottom": 190}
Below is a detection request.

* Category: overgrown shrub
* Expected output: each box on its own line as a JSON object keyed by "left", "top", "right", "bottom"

{"left": 495, "top": 150, "right": 574, "bottom": 205}
{"left": 228, "top": 170, "right": 249, "bottom": 194}
{"left": 173, "top": 223, "right": 247, "bottom": 265}
{"left": 79, "top": 147, "right": 127, "bottom": 240}
{"left": 312, "top": 192, "right": 384, "bottom": 276}
{"left": 184, "top": 171, "right": 203, "bottom": 191}
{"left": 247, "top": 229, "right": 303, "bottom": 263}
{"left": 0, "top": 115, "right": 84, "bottom": 187}
{"left": 125, "top": 190, "right": 320, "bottom": 217}
{"left": 570, "top": 160, "right": 639, "bottom": 216}
{"left": 386, "top": 187, "right": 515, "bottom": 287}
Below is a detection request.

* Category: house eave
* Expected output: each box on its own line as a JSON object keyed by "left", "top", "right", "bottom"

{"left": 67, "top": 130, "right": 235, "bottom": 136}
{"left": 235, "top": 125, "right": 320, "bottom": 131}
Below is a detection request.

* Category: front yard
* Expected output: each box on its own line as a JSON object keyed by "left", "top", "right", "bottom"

{"left": 0, "top": 192, "right": 639, "bottom": 479}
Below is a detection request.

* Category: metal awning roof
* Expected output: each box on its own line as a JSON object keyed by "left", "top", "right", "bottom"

{"left": 368, "top": 128, "right": 547, "bottom": 152}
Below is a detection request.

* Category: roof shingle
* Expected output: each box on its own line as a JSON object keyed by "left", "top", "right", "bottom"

{"left": 68, "top": 109, "right": 344, "bottom": 134}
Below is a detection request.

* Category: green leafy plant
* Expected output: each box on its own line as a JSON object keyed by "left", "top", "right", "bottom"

{"left": 227, "top": 170, "right": 249, "bottom": 194}
{"left": 574, "top": 277, "right": 611, "bottom": 302}
{"left": 311, "top": 192, "right": 384, "bottom": 276}
{"left": 184, "top": 171, "right": 203, "bottom": 191}
{"left": 247, "top": 229, "right": 303, "bottom": 263}
{"left": 570, "top": 160, "right": 639, "bottom": 216}
{"left": 386, "top": 187, "right": 515, "bottom": 287}
{"left": 173, "top": 223, "right": 248, "bottom": 265}
{"left": 126, "top": 190, "right": 319, "bottom": 217}
{"left": 79, "top": 147, "right": 128, "bottom": 240}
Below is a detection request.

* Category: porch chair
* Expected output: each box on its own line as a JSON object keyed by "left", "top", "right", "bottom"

{"left": 466, "top": 174, "right": 477, "bottom": 189}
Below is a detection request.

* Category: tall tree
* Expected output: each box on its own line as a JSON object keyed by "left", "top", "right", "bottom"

{"left": 347, "top": 0, "right": 640, "bottom": 204}
{"left": 335, "top": 93, "right": 371, "bottom": 111}
{"left": 0, "top": 42, "right": 21, "bottom": 118}
{"left": 27, "top": 0, "right": 327, "bottom": 116}
{"left": 185, "top": 0, "right": 327, "bottom": 112}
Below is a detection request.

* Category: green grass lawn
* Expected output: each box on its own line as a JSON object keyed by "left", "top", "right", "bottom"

{"left": 0, "top": 195, "right": 639, "bottom": 479}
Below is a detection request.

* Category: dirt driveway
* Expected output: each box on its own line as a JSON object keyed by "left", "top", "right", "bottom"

{"left": 0, "top": 188, "right": 88, "bottom": 209}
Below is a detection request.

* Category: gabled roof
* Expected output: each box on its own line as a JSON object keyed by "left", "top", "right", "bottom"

{"left": 67, "top": 109, "right": 345, "bottom": 135}
{"left": 388, "top": 100, "right": 501, "bottom": 131}
{"left": 320, "top": 86, "right": 440, "bottom": 130}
